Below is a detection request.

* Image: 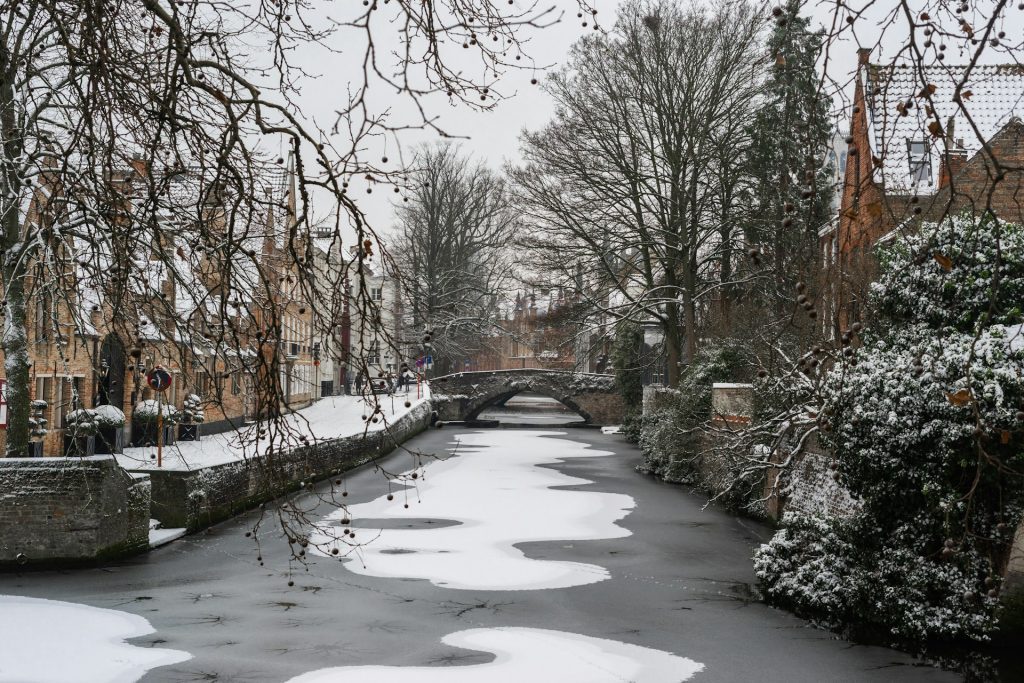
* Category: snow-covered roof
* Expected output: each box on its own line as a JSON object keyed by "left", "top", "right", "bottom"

{"left": 864, "top": 62, "right": 1024, "bottom": 194}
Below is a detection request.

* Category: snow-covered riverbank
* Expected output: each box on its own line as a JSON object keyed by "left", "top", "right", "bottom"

{"left": 116, "top": 391, "right": 429, "bottom": 471}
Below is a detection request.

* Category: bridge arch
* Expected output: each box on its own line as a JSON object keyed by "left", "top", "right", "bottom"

{"left": 463, "top": 383, "right": 592, "bottom": 422}
{"left": 428, "top": 369, "right": 624, "bottom": 426}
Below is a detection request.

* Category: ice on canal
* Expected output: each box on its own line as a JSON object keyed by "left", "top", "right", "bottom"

{"left": 287, "top": 627, "right": 703, "bottom": 682}
{"left": 0, "top": 595, "right": 190, "bottom": 683}
{"left": 312, "top": 429, "right": 635, "bottom": 590}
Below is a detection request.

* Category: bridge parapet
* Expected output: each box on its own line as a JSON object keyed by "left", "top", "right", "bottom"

{"left": 429, "top": 369, "right": 623, "bottom": 425}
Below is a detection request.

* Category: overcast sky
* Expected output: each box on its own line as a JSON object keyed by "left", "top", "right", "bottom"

{"left": 278, "top": 0, "right": 1021, "bottom": 242}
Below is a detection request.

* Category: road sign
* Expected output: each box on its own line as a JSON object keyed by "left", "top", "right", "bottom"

{"left": 415, "top": 358, "right": 424, "bottom": 368}
{"left": 146, "top": 367, "right": 173, "bottom": 392}
{"left": 425, "top": 355, "right": 433, "bottom": 369}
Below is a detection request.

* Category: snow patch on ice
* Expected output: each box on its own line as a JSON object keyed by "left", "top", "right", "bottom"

{"left": 311, "top": 429, "right": 634, "bottom": 590}
{"left": 285, "top": 627, "right": 703, "bottom": 682}
{"left": 0, "top": 595, "right": 190, "bottom": 682}
{"left": 600, "top": 424, "right": 622, "bottom": 434}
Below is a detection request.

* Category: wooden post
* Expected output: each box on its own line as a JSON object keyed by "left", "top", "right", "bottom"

{"left": 157, "top": 390, "right": 163, "bottom": 468}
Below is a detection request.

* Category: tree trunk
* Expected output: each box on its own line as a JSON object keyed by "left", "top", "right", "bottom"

{"left": 663, "top": 303, "right": 681, "bottom": 388}
{"left": 0, "top": 49, "right": 29, "bottom": 457}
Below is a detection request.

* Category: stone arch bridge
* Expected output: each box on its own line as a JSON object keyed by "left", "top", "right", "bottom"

{"left": 429, "top": 369, "right": 625, "bottom": 425}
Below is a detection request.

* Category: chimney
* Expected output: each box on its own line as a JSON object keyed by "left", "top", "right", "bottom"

{"left": 857, "top": 47, "right": 872, "bottom": 65}
{"left": 939, "top": 148, "right": 968, "bottom": 189}
{"left": 129, "top": 154, "right": 149, "bottom": 178}
{"left": 939, "top": 116, "right": 967, "bottom": 188}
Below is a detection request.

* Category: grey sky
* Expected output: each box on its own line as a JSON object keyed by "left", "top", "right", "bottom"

{"left": 281, "top": 0, "right": 1022, "bottom": 242}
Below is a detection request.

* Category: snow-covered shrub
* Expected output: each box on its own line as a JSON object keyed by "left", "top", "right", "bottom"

{"left": 756, "top": 214, "right": 1024, "bottom": 645}
{"left": 637, "top": 388, "right": 692, "bottom": 482}
{"left": 133, "top": 399, "right": 180, "bottom": 424}
{"left": 638, "top": 342, "right": 753, "bottom": 483}
{"left": 65, "top": 409, "right": 99, "bottom": 436}
{"left": 93, "top": 405, "right": 126, "bottom": 428}
{"left": 181, "top": 394, "right": 205, "bottom": 424}
{"left": 873, "top": 214, "right": 1024, "bottom": 333}
{"left": 29, "top": 400, "right": 48, "bottom": 439}
{"left": 755, "top": 512, "right": 999, "bottom": 643}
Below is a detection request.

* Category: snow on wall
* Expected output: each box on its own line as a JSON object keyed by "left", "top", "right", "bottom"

{"left": 142, "top": 401, "right": 432, "bottom": 531}
{"left": 777, "top": 440, "right": 862, "bottom": 520}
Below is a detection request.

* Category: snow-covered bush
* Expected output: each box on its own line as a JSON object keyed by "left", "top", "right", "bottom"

{"left": 29, "top": 400, "right": 48, "bottom": 439}
{"left": 755, "top": 214, "right": 1024, "bottom": 644}
{"left": 873, "top": 214, "right": 1024, "bottom": 332}
{"left": 637, "top": 342, "right": 753, "bottom": 484}
{"left": 93, "top": 405, "right": 125, "bottom": 428}
{"left": 64, "top": 409, "right": 99, "bottom": 436}
{"left": 181, "top": 394, "right": 205, "bottom": 424}
{"left": 133, "top": 399, "right": 180, "bottom": 424}
{"left": 637, "top": 388, "right": 692, "bottom": 482}
{"left": 611, "top": 323, "right": 644, "bottom": 442}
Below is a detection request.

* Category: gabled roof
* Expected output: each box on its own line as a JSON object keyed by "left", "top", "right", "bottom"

{"left": 863, "top": 62, "right": 1024, "bottom": 194}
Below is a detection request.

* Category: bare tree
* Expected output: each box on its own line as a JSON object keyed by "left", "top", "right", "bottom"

{"left": 393, "top": 143, "right": 516, "bottom": 375}
{"left": 511, "top": 0, "right": 765, "bottom": 387}
{"left": 0, "top": 0, "right": 592, "bottom": 457}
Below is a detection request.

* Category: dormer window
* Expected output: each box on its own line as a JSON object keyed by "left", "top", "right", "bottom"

{"left": 908, "top": 139, "right": 931, "bottom": 183}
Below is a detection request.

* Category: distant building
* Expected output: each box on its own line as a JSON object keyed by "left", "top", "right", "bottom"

{"left": 471, "top": 290, "right": 582, "bottom": 372}
{"left": 345, "top": 247, "right": 404, "bottom": 385}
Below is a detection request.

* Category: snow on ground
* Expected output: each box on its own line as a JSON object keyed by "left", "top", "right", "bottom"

{"left": 310, "top": 429, "right": 635, "bottom": 590}
{"left": 148, "top": 524, "right": 187, "bottom": 548}
{"left": 601, "top": 425, "right": 622, "bottom": 434}
{"left": 0, "top": 596, "right": 190, "bottom": 683}
{"left": 286, "top": 627, "right": 703, "bottom": 683}
{"left": 116, "top": 390, "right": 428, "bottom": 471}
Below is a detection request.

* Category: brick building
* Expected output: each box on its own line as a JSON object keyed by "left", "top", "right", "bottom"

{"left": 821, "top": 49, "right": 1024, "bottom": 332}
{"left": 1, "top": 160, "right": 338, "bottom": 457}
{"left": 471, "top": 290, "right": 583, "bottom": 372}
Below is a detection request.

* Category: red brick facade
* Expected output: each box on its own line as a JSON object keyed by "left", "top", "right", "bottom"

{"left": 824, "top": 50, "right": 1024, "bottom": 333}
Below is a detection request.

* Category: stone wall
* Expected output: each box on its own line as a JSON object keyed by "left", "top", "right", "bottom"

{"left": 431, "top": 369, "right": 623, "bottom": 425}
{"left": 138, "top": 401, "right": 431, "bottom": 531}
{"left": 0, "top": 455, "right": 151, "bottom": 567}
{"left": 773, "top": 433, "right": 861, "bottom": 520}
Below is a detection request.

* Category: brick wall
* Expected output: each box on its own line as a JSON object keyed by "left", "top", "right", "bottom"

{"left": 0, "top": 455, "right": 150, "bottom": 567}
{"left": 774, "top": 432, "right": 861, "bottom": 520}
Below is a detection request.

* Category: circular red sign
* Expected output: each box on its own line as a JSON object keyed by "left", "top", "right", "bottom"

{"left": 146, "top": 367, "right": 173, "bottom": 392}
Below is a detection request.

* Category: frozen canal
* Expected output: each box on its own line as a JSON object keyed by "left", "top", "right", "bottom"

{"left": 0, "top": 402, "right": 962, "bottom": 682}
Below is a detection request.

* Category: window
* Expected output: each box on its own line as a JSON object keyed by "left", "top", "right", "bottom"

{"left": 370, "top": 286, "right": 383, "bottom": 302}
{"left": 908, "top": 140, "right": 931, "bottom": 183}
{"left": 34, "top": 293, "right": 51, "bottom": 343}
{"left": 196, "top": 372, "right": 210, "bottom": 398}
{"left": 367, "top": 340, "right": 380, "bottom": 365}
{"left": 231, "top": 371, "right": 241, "bottom": 396}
